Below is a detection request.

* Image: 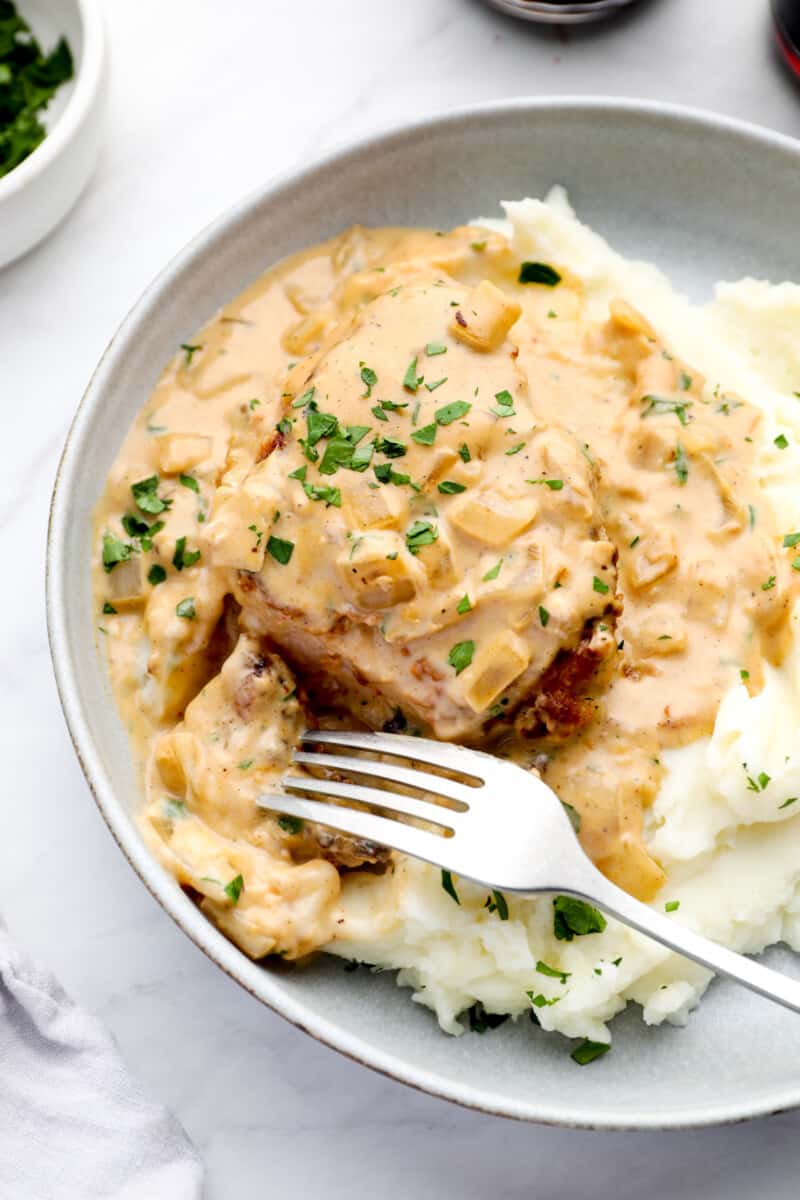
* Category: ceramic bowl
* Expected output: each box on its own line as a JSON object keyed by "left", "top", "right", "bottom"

{"left": 0, "top": 0, "right": 107, "bottom": 268}
{"left": 47, "top": 98, "right": 800, "bottom": 1130}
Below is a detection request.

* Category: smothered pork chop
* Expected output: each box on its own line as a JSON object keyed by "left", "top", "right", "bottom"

{"left": 95, "top": 193, "right": 800, "bottom": 1050}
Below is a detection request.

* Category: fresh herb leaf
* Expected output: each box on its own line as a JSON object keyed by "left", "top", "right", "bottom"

{"left": 101, "top": 532, "right": 132, "bottom": 573}
{"left": 539, "top": 605, "right": 550, "bottom": 627}
{"left": 665, "top": 900, "right": 680, "bottom": 912}
{"left": 458, "top": 443, "right": 471, "bottom": 463}
{"left": 266, "top": 536, "right": 294, "bottom": 565}
{"left": 592, "top": 575, "right": 610, "bottom": 595}
{"left": 411, "top": 423, "right": 437, "bottom": 446}
{"left": 761, "top": 576, "right": 776, "bottom": 591}
{"left": 457, "top": 594, "right": 472, "bottom": 614}
{"left": 441, "top": 869, "right": 460, "bottom": 904}
{"left": 641, "top": 394, "right": 692, "bottom": 426}
{"left": 674, "top": 443, "right": 689, "bottom": 485}
{"left": 375, "top": 436, "right": 407, "bottom": 459}
{"left": 783, "top": 532, "right": 800, "bottom": 548}
{"left": 435, "top": 400, "right": 471, "bottom": 425}
{"left": 102, "top": 601, "right": 117, "bottom": 614}
{"left": 536, "top": 960, "right": 570, "bottom": 984}
{"left": 224, "top": 874, "right": 244, "bottom": 905}
{"left": 424, "top": 377, "right": 448, "bottom": 392}
{"left": 571, "top": 1039, "right": 610, "bottom": 1066}
{"left": 360, "top": 365, "right": 377, "bottom": 397}
{"left": 172, "top": 536, "right": 201, "bottom": 570}
{"left": 403, "top": 357, "right": 423, "bottom": 392}
{"left": 405, "top": 520, "right": 438, "bottom": 555}
{"left": 303, "top": 481, "right": 341, "bottom": 506}
{"left": 775, "top": 434, "right": 789, "bottom": 450}
{"left": 425, "top": 342, "right": 448, "bottom": 356}
{"left": 448, "top": 640, "right": 475, "bottom": 674}
{"left": 527, "top": 477, "right": 564, "bottom": 491}
{"left": 437, "top": 480, "right": 466, "bottom": 494}
{"left": 277, "top": 814, "right": 304, "bottom": 834}
{"left": 175, "top": 597, "right": 196, "bottom": 619}
{"left": 179, "top": 473, "right": 200, "bottom": 493}
{"left": 148, "top": 564, "right": 167, "bottom": 586}
{"left": 483, "top": 560, "right": 502, "bottom": 581}
{"left": 779, "top": 797, "right": 798, "bottom": 810}
{"left": 486, "top": 890, "right": 509, "bottom": 920}
{"left": 553, "top": 896, "right": 607, "bottom": 941}
{"left": 518, "top": 261, "right": 562, "bottom": 286}
{"left": 180, "top": 343, "right": 202, "bottom": 366}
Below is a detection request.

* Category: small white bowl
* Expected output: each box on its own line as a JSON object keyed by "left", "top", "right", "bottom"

{"left": 0, "top": 0, "right": 107, "bottom": 268}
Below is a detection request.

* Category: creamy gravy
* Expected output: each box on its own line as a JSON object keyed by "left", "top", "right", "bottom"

{"left": 94, "top": 224, "right": 793, "bottom": 959}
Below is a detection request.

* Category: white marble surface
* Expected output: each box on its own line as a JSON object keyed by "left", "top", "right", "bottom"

{"left": 3, "top": 0, "right": 800, "bottom": 1195}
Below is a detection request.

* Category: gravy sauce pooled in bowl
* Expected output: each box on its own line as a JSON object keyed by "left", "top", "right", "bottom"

{"left": 92, "top": 191, "right": 798, "bottom": 1046}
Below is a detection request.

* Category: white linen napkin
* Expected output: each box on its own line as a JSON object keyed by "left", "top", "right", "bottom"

{"left": 0, "top": 917, "right": 203, "bottom": 1199}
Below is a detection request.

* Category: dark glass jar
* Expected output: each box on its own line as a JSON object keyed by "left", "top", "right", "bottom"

{"left": 772, "top": 0, "right": 800, "bottom": 77}
{"left": 484, "top": 0, "right": 641, "bottom": 23}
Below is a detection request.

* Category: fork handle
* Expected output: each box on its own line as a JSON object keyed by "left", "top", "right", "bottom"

{"left": 571, "top": 872, "right": 800, "bottom": 1015}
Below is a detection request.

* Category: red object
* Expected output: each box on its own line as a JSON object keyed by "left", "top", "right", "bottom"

{"left": 773, "top": 0, "right": 800, "bottom": 77}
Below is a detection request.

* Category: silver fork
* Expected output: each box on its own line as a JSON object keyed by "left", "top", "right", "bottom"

{"left": 257, "top": 729, "right": 800, "bottom": 1015}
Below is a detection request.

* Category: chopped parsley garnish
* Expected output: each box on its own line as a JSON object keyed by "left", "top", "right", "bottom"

{"left": 468, "top": 1003, "right": 509, "bottom": 1033}
{"left": 180, "top": 343, "right": 202, "bottom": 366}
{"left": 793, "top": 558, "right": 800, "bottom": 572}
{"left": 783, "top": 532, "right": 800, "bottom": 548}
{"left": 438, "top": 480, "right": 466, "bottom": 494}
{"left": 775, "top": 434, "right": 790, "bottom": 450}
{"left": 405, "top": 520, "right": 438, "bottom": 555}
{"left": 527, "top": 477, "right": 564, "bottom": 491}
{"left": 458, "top": 443, "right": 471, "bottom": 463}
{"left": 374, "top": 463, "right": 412, "bottom": 487}
{"left": 470, "top": 240, "right": 487, "bottom": 252}
{"left": 441, "top": 869, "right": 460, "bottom": 904}
{"left": 641, "top": 394, "right": 692, "bottom": 426}
{"left": 172, "top": 536, "right": 201, "bottom": 571}
{"left": 319, "top": 436, "right": 357, "bottom": 474}
{"left": 276, "top": 417, "right": 293, "bottom": 436}
{"left": 132, "top": 475, "right": 172, "bottom": 515}
{"left": 224, "top": 874, "right": 244, "bottom": 905}
{"left": 505, "top": 442, "right": 525, "bottom": 456}
{"left": 0, "top": 8, "right": 73, "bottom": 179}
{"left": 102, "top": 532, "right": 132, "bottom": 573}
{"left": 425, "top": 377, "right": 448, "bottom": 392}
{"left": 179, "top": 473, "right": 200, "bottom": 492}
{"left": 448, "top": 640, "right": 475, "bottom": 674}
{"left": 779, "top": 797, "right": 798, "bottom": 810}
{"left": 679, "top": 371, "right": 692, "bottom": 391}
{"left": 485, "top": 890, "right": 509, "bottom": 920}
{"left": 425, "top": 342, "right": 448, "bottom": 356}
{"left": 518, "top": 261, "right": 562, "bottom": 286}
{"left": 175, "top": 597, "right": 196, "bottom": 619}
{"left": 375, "top": 436, "right": 407, "bottom": 459}
{"left": 483, "top": 560, "right": 502, "bottom": 581}
{"left": 294, "top": 387, "right": 316, "bottom": 408}
{"left": 665, "top": 900, "right": 680, "bottom": 912}
{"left": 493, "top": 389, "right": 513, "bottom": 407}
{"left": 761, "top": 576, "right": 776, "bottom": 591}
{"left": 266, "top": 536, "right": 294, "bottom": 565}
{"left": 592, "top": 575, "right": 610, "bottom": 595}
{"left": 457, "top": 594, "right": 472, "bottom": 614}
{"left": 411, "top": 423, "right": 437, "bottom": 446}
{"left": 561, "top": 800, "right": 581, "bottom": 834}
{"left": 740, "top": 668, "right": 749, "bottom": 681}
{"left": 238, "top": 759, "right": 253, "bottom": 770}
{"left": 571, "top": 1039, "right": 610, "bottom": 1066}
{"left": 360, "top": 365, "right": 378, "bottom": 397}
{"left": 403, "top": 356, "right": 423, "bottom": 392}
{"left": 435, "top": 400, "right": 471, "bottom": 425}
{"left": 303, "top": 481, "right": 341, "bottom": 507}
{"left": 148, "top": 564, "right": 167, "bottom": 586}
{"left": 102, "top": 601, "right": 117, "bottom": 615}
{"left": 277, "top": 814, "right": 304, "bottom": 834}
{"left": 674, "top": 443, "right": 689, "bottom": 485}
{"left": 629, "top": 534, "right": 640, "bottom": 548}
{"left": 527, "top": 992, "right": 560, "bottom": 1008}
{"left": 553, "top": 896, "right": 607, "bottom": 941}
{"left": 744, "top": 767, "right": 771, "bottom": 793}
{"left": 306, "top": 406, "right": 339, "bottom": 446}
{"left": 121, "top": 513, "right": 164, "bottom": 544}
{"left": 536, "top": 960, "right": 570, "bottom": 984}
{"left": 539, "top": 605, "right": 550, "bottom": 627}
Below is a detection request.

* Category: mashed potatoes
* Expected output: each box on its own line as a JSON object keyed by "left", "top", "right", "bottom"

{"left": 328, "top": 190, "right": 800, "bottom": 1042}
{"left": 95, "top": 188, "right": 800, "bottom": 1053}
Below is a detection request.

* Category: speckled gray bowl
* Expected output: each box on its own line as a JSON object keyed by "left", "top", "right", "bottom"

{"left": 47, "top": 98, "right": 800, "bottom": 1130}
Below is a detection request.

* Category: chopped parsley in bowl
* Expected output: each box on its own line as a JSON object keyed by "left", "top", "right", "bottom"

{"left": 0, "top": 0, "right": 74, "bottom": 179}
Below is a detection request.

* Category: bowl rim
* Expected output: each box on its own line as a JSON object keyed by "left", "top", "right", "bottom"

{"left": 46, "top": 94, "right": 800, "bottom": 1132}
{"left": 0, "top": 0, "right": 106, "bottom": 201}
